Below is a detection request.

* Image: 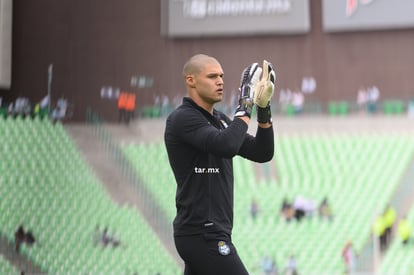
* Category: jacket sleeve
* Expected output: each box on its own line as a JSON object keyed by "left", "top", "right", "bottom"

{"left": 174, "top": 109, "right": 249, "bottom": 158}
{"left": 238, "top": 126, "right": 274, "bottom": 163}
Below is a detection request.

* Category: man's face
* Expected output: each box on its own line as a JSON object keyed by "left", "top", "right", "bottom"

{"left": 192, "top": 61, "right": 224, "bottom": 105}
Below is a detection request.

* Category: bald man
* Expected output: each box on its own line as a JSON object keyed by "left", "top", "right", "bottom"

{"left": 164, "top": 54, "right": 275, "bottom": 275}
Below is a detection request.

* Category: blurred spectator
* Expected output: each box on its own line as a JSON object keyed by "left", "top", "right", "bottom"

{"left": 112, "top": 233, "right": 121, "bottom": 247}
{"left": 408, "top": 100, "right": 414, "bottom": 118}
{"left": 15, "top": 96, "right": 31, "bottom": 115}
{"left": 342, "top": 240, "right": 356, "bottom": 274}
{"left": 125, "top": 92, "right": 136, "bottom": 122}
{"left": 356, "top": 86, "right": 367, "bottom": 114}
{"left": 160, "top": 94, "right": 171, "bottom": 117}
{"left": 284, "top": 254, "right": 298, "bottom": 275}
{"left": 14, "top": 225, "right": 25, "bottom": 253}
{"left": 291, "top": 91, "right": 304, "bottom": 115}
{"left": 34, "top": 94, "right": 51, "bottom": 118}
{"left": 14, "top": 225, "right": 36, "bottom": 253}
{"left": 118, "top": 91, "right": 129, "bottom": 123}
{"left": 40, "top": 94, "right": 50, "bottom": 110}
{"left": 383, "top": 204, "right": 396, "bottom": 248}
{"left": 100, "top": 227, "right": 121, "bottom": 248}
{"left": 280, "top": 198, "right": 295, "bottom": 222}
{"left": 117, "top": 91, "right": 136, "bottom": 123}
{"left": 372, "top": 214, "right": 387, "bottom": 252}
{"left": 25, "top": 230, "right": 36, "bottom": 246}
{"left": 366, "top": 85, "right": 380, "bottom": 114}
{"left": 9, "top": 96, "right": 31, "bottom": 116}
{"left": 397, "top": 216, "right": 411, "bottom": 246}
{"left": 51, "top": 96, "right": 68, "bottom": 122}
{"left": 318, "top": 197, "right": 333, "bottom": 222}
{"left": 293, "top": 208, "right": 305, "bottom": 222}
{"left": 250, "top": 197, "right": 259, "bottom": 221}
{"left": 33, "top": 103, "right": 40, "bottom": 117}
{"left": 293, "top": 195, "right": 316, "bottom": 222}
{"left": 261, "top": 254, "right": 278, "bottom": 275}
{"left": 301, "top": 77, "right": 316, "bottom": 94}
{"left": 101, "top": 227, "right": 111, "bottom": 246}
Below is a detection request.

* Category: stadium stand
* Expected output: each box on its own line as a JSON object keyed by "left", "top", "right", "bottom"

{"left": 0, "top": 116, "right": 181, "bottom": 274}
{"left": 231, "top": 133, "right": 414, "bottom": 274}
{"left": 120, "top": 130, "right": 414, "bottom": 274}
{"left": 2, "top": 113, "right": 414, "bottom": 274}
{"left": 121, "top": 143, "right": 177, "bottom": 220}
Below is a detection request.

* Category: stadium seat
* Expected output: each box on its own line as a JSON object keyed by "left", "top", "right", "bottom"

{"left": 121, "top": 133, "right": 414, "bottom": 274}
{"left": 1, "top": 117, "right": 181, "bottom": 274}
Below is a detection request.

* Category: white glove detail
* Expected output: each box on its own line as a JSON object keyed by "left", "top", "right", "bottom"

{"left": 235, "top": 63, "right": 262, "bottom": 118}
{"left": 254, "top": 60, "right": 276, "bottom": 108}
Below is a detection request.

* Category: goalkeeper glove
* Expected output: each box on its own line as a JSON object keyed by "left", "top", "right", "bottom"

{"left": 254, "top": 60, "right": 276, "bottom": 124}
{"left": 235, "top": 62, "right": 262, "bottom": 118}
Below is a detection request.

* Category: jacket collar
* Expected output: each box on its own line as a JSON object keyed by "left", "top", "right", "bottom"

{"left": 183, "top": 97, "right": 218, "bottom": 117}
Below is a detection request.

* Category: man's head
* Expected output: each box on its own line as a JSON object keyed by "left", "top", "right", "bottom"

{"left": 183, "top": 54, "right": 224, "bottom": 112}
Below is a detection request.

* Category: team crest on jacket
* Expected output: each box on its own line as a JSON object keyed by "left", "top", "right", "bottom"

{"left": 218, "top": 241, "right": 230, "bottom": 256}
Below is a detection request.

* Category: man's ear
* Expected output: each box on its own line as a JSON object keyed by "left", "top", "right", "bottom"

{"left": 186, "top": 75, "right": 196, "bottom": 88}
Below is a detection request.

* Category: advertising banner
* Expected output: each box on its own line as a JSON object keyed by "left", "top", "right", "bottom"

{"left": 161, "top": 0, "right": 310, "bottom": 37}
{"left": 323, "top": 0, "right": 414, "bottom": 32}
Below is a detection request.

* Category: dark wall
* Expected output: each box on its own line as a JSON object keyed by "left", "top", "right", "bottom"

{"left": 7, "top": 0, "right": 414, "bottom": 121}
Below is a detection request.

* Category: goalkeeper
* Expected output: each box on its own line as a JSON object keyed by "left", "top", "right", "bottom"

{"left": 165, "top": 54, "right": 275, "bottom": 275}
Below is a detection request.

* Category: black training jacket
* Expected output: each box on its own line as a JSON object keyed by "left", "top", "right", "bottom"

{"left": 164, "top": 97, "right": 274, "bottom": 237}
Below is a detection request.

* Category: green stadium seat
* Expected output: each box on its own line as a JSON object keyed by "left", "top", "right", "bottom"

{"left": 383, "top": 100, "right": 406, "bottom": 115}
{"left": 328, "top": 101, "right": 338, "bottom": 115}
{"left": 0, "top": 117, "right": 181, "bottom": 274}
{"left": 285, "top": 104, "right": 295, "bottom": 116}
